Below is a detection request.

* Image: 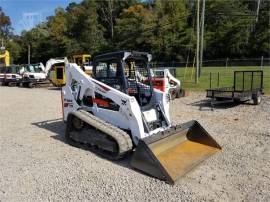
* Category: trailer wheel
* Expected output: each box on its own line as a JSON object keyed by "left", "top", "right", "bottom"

{"left": 253, "top": 92, "right": 262, "bottom": 105}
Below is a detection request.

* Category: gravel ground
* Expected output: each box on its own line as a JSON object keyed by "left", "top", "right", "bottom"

{"left": 0, "top": 86, "right": 269, "bottom": 202}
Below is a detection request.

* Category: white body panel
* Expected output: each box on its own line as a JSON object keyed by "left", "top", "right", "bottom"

{"left": 20, "top": 63, "right": 46, "bottom": 80}
{"left": 152, "top": 68, "right": 181, "bottom": 95}
{"left": 5, "top": 73, "right": 22, "bottom": 80}
{"left": 84, "top": 65, "right": 93, "bottom": 72}
{"left": 45, "top": 58, "right": 65, "bottom": 75}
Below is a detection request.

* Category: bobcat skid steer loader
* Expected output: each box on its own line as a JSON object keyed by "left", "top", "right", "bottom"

{"left": 62, "top": 51, "right": 221, "bottom": 184}
{"left": 151, "top": 68, "right": 185, "bottom": 100}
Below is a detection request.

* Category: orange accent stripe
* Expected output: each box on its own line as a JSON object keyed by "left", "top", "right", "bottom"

{"left": 92, "top": 98, "right": 109, "bottom": 107}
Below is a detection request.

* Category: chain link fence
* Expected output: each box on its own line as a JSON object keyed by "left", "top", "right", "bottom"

{"left": 150, "top": 57, "right": 270, "bottom": 92}
{"left": 150, "top": 57, "right": 270, "bottom": 68}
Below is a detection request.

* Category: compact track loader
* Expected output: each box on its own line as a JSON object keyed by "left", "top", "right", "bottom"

{"left": 151, "top": 68, "right": 185, "bottom": 100}
{"left": 20, "top": 63, "right": 48, "bottom": 88}
{"left": 62, "top": 51, "right": 221, "bottom": 184}
{"left": 0, "top": 65, "right": 22, "bottom": 86}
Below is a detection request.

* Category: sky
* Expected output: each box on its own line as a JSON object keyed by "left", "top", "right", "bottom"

{"left": 0, "top": 0, "right": 82, "bottom": 35}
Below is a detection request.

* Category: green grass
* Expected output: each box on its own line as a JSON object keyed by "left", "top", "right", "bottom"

{"left": 175, "top": 66, "right": 270, "bottom": 94}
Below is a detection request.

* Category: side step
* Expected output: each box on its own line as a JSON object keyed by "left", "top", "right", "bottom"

{"left": 131, "top": 120, "right": 221, "bottom": 184}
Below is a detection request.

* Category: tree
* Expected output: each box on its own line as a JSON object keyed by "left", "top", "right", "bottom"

{"left": 248, "top": 1, "right": 270, "bottom": 57}
{"left": 2, "top": 0, "right": 269, "bottom": 64}
{"left": 79, "top": 0, "right": 106, "bottom": 53}
{"left": 45, "top": 8, "right": 70, "bottom": 58}
{"left": 0, "top": 7, "right": 12, "bottom": 38}
{"left": 204, "top": 0, "right": 254, "bottom": 58}
{"left": 6, "top": 38, "right": 22, "bottom": 64}
{"left": 151, "top": 0, "right": 191, "bottom": 61}
{"left": 96, "top": 0, "right": 138, "bottom": 48}
{"left": 115, "top": 4, "right": 155, "bottom": 52}
{"left": 62, "top": 0, "right": 106, "bottom": 54}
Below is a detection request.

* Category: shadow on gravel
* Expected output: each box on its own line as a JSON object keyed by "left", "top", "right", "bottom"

{"left": 187, "top": 99, "right": 256, "bottom": 111}
{"left": 31, "top": 119, "right": 134, "bottom": 170}
{"left": 32, "top": 119, "right": 66, "bottom": 141}
{"left": 47, "top": 87, "right": 62, "bottom": 91}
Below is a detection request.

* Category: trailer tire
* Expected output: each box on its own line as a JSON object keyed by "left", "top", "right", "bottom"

{"left": 253, "top": 92, "right": 262, "bottom": 105}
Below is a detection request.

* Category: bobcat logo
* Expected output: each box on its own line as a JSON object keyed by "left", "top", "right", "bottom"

{"left": 121, "top": 99, "right": 127, "bottom": 105}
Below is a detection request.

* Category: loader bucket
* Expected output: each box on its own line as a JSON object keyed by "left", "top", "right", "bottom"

{"left": 131, "top": 120, "right": 221, "bottom": 184}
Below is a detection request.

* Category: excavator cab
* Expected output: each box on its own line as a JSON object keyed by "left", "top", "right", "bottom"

{"left": 72, "top": 54, "right": 92, "bottom": 75}
{"left": 50, "top": 63, "right": 65, "bottom": 86}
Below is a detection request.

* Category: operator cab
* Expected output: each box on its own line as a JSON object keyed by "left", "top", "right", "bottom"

{"left": 93, "top": 51, "right": 153, "bottom": 106}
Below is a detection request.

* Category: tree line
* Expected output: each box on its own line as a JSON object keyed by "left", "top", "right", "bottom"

{"left": 0, "top": 0, "right": 269, "bottom": 65}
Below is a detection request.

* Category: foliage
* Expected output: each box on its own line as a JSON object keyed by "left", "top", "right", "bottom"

{"left": 0, "top": 7, "right": 12, "bottom": 37}
{"left": 0, "top": 0, "right": 269, "bottom": 64}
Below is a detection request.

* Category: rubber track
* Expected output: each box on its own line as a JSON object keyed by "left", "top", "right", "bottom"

{"left": 71, "top": 110, "right": 133, "bottom": 158}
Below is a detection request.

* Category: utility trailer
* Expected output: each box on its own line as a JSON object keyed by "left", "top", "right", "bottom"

{"left": 206, "top": 70, "right": 263, "bottom": 106}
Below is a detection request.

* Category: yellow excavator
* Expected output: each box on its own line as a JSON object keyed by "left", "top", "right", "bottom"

{"left": 0, "top": 49, "right": 10, "bottom": 67}
{"left": 45, "top": 54, "right": 92, "bottom": 87}
{"left": 71, "top": 54, "right": 92, "bottom": 75}
{"left": 45, "top": 58, "right": 66, "bottom": 87}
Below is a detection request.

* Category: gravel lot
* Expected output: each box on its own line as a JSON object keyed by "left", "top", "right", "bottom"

{"left": 0, "top": 86, "right": 269, "bottom": 202}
